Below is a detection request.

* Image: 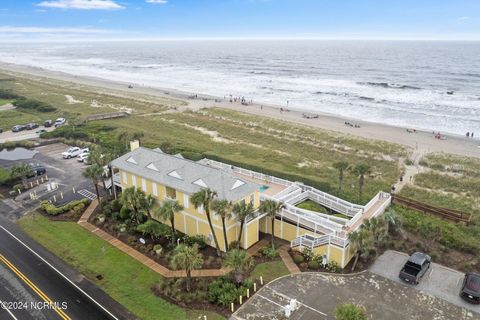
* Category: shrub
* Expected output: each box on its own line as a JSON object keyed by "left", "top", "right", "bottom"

{"left": 12, "top": 183, "right": 24, "bottom": 193}
{"left": 119, "top": 206, "right": 132, "bottom": 220}
{"left": 183, "top": 234, "right": 208, "bottom": 249}
{"left": 228, "top": 240, "right": 240, "bottom": 250}
{"left": 301, "top": 248, "right": 314, "bottom": 262}
{"left": 335, "top": 303, "right": 367, "bottom": 320}
{"left": 40, "top": 198, "right": 90, "bottom": 216}
{"left": 326, "top": 261, "right": 341, "bottom": 273}
{"left": 208, "top": 276, "right": 247, "bottom": 306}
{"left": 308, "top": 260, "right": 320, "bottom": 270}
{"left": 13, "top": 98, "right": 56, "bottom": 113}
{"left": 293, "top": 255, "right": 304, "bottom": 264}
{"left": 260, "top": 247, "right": 279, "bottom": 260}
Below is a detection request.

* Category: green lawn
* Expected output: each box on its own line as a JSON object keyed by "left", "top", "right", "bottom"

{"left": 0, "top": 98, "right": 12, "bottom": 106}
{"left": 18, "top": 214, "right": 224, "bottom": 320}
{"left": 249, "top": 260, "right": 290, "bottom": 284}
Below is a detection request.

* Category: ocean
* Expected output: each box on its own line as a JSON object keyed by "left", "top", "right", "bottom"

{"left": 0, "top": 40, "right": 479, "bottom": 135}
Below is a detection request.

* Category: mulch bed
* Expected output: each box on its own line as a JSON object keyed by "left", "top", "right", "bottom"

{"left": 89, "top": 212, "right": 224, "bottom": 270}
{"left": 151, "top": 278, "right": 232, "bottom": 318}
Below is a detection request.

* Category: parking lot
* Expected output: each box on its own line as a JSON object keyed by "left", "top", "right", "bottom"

{"left": 370, "top": 250, "right": 480, "bottom": 314}
{"left": 0, "top": 143, "right": 97, "bottom": 219}
{"left": 0, "top": 125, "right": 56, "bottom": 143}
{"left": 232, "top": 271, "right": 479, "bottom": 320}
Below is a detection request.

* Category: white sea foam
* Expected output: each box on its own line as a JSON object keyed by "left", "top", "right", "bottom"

{"left": 0, "top": 40, "right": 479, "bottom": 135}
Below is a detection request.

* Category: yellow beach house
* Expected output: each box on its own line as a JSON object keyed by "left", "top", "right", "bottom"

{"left": 110, "top": 144, "right": 391, "bottom": 268}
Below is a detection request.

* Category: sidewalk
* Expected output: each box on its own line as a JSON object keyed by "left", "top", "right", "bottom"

{"left": 278, "top": 245, "right": 301, "bottom": 274}
{"left": 78, "top": 201, "right": 230, "bottom": 278}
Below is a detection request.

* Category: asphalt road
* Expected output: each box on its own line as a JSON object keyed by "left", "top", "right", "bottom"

{"left": 0, "top": 217, "right": 131, "bottom": 320}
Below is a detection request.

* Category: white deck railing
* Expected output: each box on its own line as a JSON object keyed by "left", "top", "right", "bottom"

{"left": 291, "top": 233, "right": 349, "bottom": 250}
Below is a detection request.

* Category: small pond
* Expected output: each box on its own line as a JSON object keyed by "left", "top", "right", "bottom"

{"left": 0, "top": 148, "right": 38, "bottom": 161}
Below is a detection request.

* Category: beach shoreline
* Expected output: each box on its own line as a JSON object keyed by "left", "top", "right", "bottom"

{"left": 0, "top": 62, "right": 479, "bottom": 159}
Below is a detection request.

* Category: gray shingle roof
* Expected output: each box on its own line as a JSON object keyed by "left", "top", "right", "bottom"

{"left": 110, "top": 147, "right": 260, "bottom": 201}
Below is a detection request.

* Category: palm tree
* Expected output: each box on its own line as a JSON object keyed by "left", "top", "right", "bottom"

{"left": 352, "top": 164, "right": 371, "bottom": 202}
{"left": 121, "top": 187, "right": 147, "bottom": 225}
{"left": 348, "top": 228, "right": 374, "bottom": 271}
{"left": 142, "top": 194, "right": 157, "bottom": 219}
{"left": 259, "top": 199, "right": 285, "bottom": 250}
{"left": 223, "top": 249, "right": 253, "bottom": 284}
{"left": 190, "top": 188, "right": 221, "bottom": 254}
{"left": 136, "top": 220, "right": 166, "bottom": 241}
{"left": 157, "top": 199, "right": 184, "bottom": 246}
{"left": 232, "top": 202, "right": 255, "bottom": 248}
{"left": 83, "top": 164, "right": 104, "bottom": 210}
{"left": 211, "top": 199, "right": 232, "bottom": 251}
{"left": 383, "top": 209, "right": 403, "bottom": 236}
{"left": 363, "top": 217, "right": 388, "bottom": 246}
{"left": 333, "top": 161, "right": 350, "bottom": 191}
{"left": 170, "top": 244, "right": 204, "bottom": 291}
{"left": 88, "top": 146, "right": 112, "bottom": 192}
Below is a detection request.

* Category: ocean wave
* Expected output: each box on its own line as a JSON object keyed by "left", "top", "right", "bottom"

{"left": 358, "top": 82, "right": 421, "bottom": 90}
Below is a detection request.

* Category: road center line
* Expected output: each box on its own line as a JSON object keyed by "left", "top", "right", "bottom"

{"left": 0, "top": 254, "right": 70, "bottom": 320}
{"left": 0, "top": 224, "right": 119, "bottom": 320}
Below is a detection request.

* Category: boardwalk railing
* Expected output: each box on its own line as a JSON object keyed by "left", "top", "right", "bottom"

{"left": 392, "top": 194, "right": 472, "bottom": 224}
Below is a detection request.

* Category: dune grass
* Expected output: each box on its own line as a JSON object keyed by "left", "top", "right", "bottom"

{"left": 18, "top": 213, "right": 224, "bottom": 320}
{"left": 0, "top": 71, "right": 403, "bottom": 204}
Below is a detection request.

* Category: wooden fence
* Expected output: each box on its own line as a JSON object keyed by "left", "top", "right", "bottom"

{"left": 391, "top": 194, "right": 472, "bottom": 224}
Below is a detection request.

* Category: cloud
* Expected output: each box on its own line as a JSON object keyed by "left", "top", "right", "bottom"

{"left": 0, "top": 26, "right": 112, "bottom": 34}
{"left": 146, "top": 0, "right": 168, "bottom": 4}
{"left": 37, "top": 0, "right": 124, "bottom": 10}
{"left": 458, "top": 16, "right": 470, "bottom": 20}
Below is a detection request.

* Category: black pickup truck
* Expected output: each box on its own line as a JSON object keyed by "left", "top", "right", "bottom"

{"left": 399, "top": 252, "right": 431, "bottom": 285}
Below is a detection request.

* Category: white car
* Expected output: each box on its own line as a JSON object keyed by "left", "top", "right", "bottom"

{"left": 55, "top": 118, "right": 66, "bottom": 127}
{"left": 62, "top": 147, "right": 88, "bottom": 159}
{"left": 77, "top": 152, "right": 90, "bottom": 163}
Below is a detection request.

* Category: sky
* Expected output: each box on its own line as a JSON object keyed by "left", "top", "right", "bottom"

{"left": 0, "top": 0, "right": 479, "bottom": 41}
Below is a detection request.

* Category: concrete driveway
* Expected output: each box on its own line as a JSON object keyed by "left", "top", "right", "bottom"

{"left": 232, "top": 271, "right": 479, "bottom": 320}
{"left": 0, "top": 143, "right": 96, "bottom": 219}
{"left": 370, "top": 250, "right": 480, "bottom": 314}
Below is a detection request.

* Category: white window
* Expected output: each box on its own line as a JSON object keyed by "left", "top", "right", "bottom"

{"left": 122, "top": 172, "right": 127, "bottom": 183}
{"left": 131, "top": 174, "right": 137, "bottom": 187}
{"left": 141, "top": 178, "right": 147, "bottom": 192}
{"left": 198, "top": 205, "right": 204, "bottom": 214}
{"left": 183, "top": 194, "right": 189, "bottom": 209}
{"left": 152, "top": 183, "right": 158, "bottom": 196}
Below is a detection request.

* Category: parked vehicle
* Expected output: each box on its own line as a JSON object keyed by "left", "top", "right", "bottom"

{"left": 36, "top": 129, "right": 47, "bottom": 134}
{"left": 28, "top": 163, "right": 46, "bottom": 177}
{"left": 26, "top": 123, "right": 39, "bottom": 130}
{"left": 460, "top": 273, "right": 480, "bottom": 304}
{"left": 44, "top": 120, "right": 54, "bottom": 127}
{"left": 399, "top": 252, "right": 431, "bottom": 284}
{"left": 54, "top": 118, "right": 66, "bottom": 127}
{"left": 77, "top": 152, "right": 90, "bottom": 163}
{"left": 62, "top": 147, "right": 83, "bottom": 159}
{"left": 12, "top": 125, "right": 26, "bottom": 132}
{"left": 0, "top": 128, "right": 3, "bottom": 133}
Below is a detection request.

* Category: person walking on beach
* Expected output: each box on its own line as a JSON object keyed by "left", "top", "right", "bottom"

{"left": 467, "top": 132, "right": 470, "bottom": 138}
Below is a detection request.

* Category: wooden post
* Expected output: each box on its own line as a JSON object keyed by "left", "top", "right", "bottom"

{"left": 60, "top": 192, "right": 64, "bottom": 199}
{"left": 246, "top": 288, "right": 250, "bottom": 298}
{"left": 231, "top": 303, "right": 234, "bottom": 313}
{"left": 30, "top": 182, "right": 33, "bottom": 188}
{"left": 45, "top": 175, "right": 48, "bottom": 181}
{"left": 260, "top": 276, "right": 263, "bottom": 285}
{"left": 73, "top": 187, "right": 76, "bottom": 194}
{"left": 239, "top": 295, "right": 242, "bottom": 304}
{"left": 53, "top": 195, "right": 56, "bottom": 202}
{"left": 254, "top": 282, "right": 257, "bottom": 292}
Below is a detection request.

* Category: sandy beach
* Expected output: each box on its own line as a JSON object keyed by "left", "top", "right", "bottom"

{"left": 1, "top": 62, "right": 479, "bottom": 159}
